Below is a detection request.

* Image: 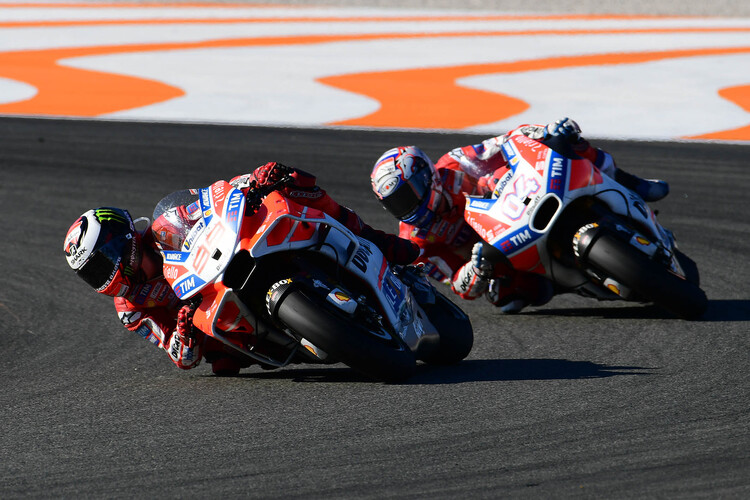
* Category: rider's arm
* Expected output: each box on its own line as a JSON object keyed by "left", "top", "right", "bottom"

{"left": 508, "top": 120, "right": 617, "bottom": 176}
{"left": 399, "top": 221, "right": 470, "bottom": 284}
{"left": 114, "top": 297, "right": 203, "bottom": 370}
{"left": 237, "top": 162, "right": 419, "bottom": 265}
{"left": 435, "top": 136, "right": 509, "bottom": 180}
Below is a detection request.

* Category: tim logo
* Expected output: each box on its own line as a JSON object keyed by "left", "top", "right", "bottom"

{"left": 176, "top": 276, "right": 197, "bottom": 297}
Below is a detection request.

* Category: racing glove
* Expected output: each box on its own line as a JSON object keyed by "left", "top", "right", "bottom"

{"left": 545, "top": 117, "right": 582, "bottom": 143}
{"left": 175, "top": 303, "right": 197, "bottom": 348}
{"left": 451, "top": 242, "right": 493, "bottom": 300}
{"left": 245, "top": 180, "right": 263, "bottom": 216}
{"left": 253, "top": 161, "right": 291, "bottom": 186}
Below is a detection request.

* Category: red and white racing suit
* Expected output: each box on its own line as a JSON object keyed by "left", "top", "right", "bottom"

{"left": 116, "top": 166, "right": 418, "bottom": 372}
{"left": 114, "top": 268, "right": 202, "bottom": 370}
{"left": 402, "top": 124, "right": 616, "bottom": 305}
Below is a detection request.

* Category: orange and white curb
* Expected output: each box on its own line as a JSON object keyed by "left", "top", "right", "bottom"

{"left": 0, "top": 2, "right": 748, "bottom": 141}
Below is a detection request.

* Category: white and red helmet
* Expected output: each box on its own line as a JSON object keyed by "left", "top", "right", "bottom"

{"left": 63, "top": 207, "right": 141, "bottom": 297}
{"left": 370, "top": 146, "right": 443, "bottom": 228}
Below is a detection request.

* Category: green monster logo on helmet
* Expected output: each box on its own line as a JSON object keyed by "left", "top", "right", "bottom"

{"left": 94, "top": 208, "right": 128, "bottom": 224}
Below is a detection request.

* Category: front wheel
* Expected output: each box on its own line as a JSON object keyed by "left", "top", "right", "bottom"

{"left": 585, "top": 234, "right": 708, "bottom": 320}
{"left": 419, "top": 293, "right": 473, "bottom": 365}
{"left": 275, "top": 289, "right": 416, "bottom": 382}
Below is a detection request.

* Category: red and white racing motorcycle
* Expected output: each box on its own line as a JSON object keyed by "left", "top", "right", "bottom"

{"left": 464, "top": 134, "right": 707, "bottom": 319}
{"left": 156, "top": 179, "right": 473, "bottom": 382}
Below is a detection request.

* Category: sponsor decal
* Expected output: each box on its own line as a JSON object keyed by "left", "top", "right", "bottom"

{"left": 200, "top": 188, "right": 211, "bottom": 210}
{"left": 211, "top": 182, "right": 226, "bottom": 201}
{"left": 67, "top": 245, "right": 88, "bottom": 267}
{"left": 182, "top": 219, "right": 205, "bottom": 251}
{"left": 119, "top": 310, "right": 142, "bottom": 326}
{"left": 174, "top": 274, "right": 206, "bottom": 298}
{"left": 547, "top": 153, "right": 567, "bottom": 194}
{"left": 265, "top": 278, "right": 293, "bottom": 309}
{"left": 383, "top": 273, "right": 403, "bottom": 303}
{"left": 64, "top": 216, "right": 88, "bottom": 260}
{"left": 94, "top": 208, "right": 128, "bottom": 225}
{"left": 288, "top": 189, "right": 323, "bottom": 200}
{"left": 164, "top": 252, "right": 189, "bottom": 263}
{"left": 493, "top": 170, "right": 513, "bottom": 195}
{"left": 226, "top": 190, "right": 243, "bottom": 226}
{"left": 135, "top": 325, "right": 151, "bottom": 339}
{"left": 351, "top": 240, "right": 373, "bottom": 273}
{"left": 373, "top": 157, "right": 397, "bottom": 179}
{"left": 514, "top": 134, "right": 542, "bottom": 149}
{"left": 327, "top": 288, "right": 358, "bottom": 314}
{"left": 156, "top": 284, "right": 170, "bottom": 302}
{"left": 378, "top": 177, "right": 399, "bottom": 197}
{"left": 186, "top": 201, "right": 200, "bottom": 216}
{"left": 498, "top": 227, "right": 538, "bottom": 254}
{"left": 572, "top": 222, "right": 599, "bottom": 257}
{"left": 501, "top": 140, "right": 518, "bottom": 167}
{"left": 164, "top": 265, "right": 180, "bottom": 280}
{"left": 469, "top": 198, "right": 493, "bottom": 211}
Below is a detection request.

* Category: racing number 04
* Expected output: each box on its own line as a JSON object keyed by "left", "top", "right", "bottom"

{"left": 502, "top": 174, "right": 541, "bottom": 220}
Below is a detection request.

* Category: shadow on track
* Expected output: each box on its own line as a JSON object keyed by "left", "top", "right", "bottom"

{"left": 700, "top": 300, "right": 750, "bottom": 322}
{"left": 524, "top": 303, "right": 671, "bottom": 319}
{"left": 407, "top": 359, "right": 652, "bottom": 385}
{"left": 220, "top": 358, "right": 652, "bottom": 385}
{"left": 524, "top": 299, "right": 750, "bottom": 322}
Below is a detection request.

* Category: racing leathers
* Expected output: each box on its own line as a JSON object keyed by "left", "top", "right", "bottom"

{"left": 113, "top": 229, "right": 211, "bottom": 370}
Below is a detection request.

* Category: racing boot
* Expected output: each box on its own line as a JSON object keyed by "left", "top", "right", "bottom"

{"left": 562, "top": 124, "right": 670, "bottom": 203}
{"left": 613, "top": 168, "right": 670, "bottom": 202}
{"left": 487, "top": 272, "right": 554, "bottom": 314}
{"left": 210, "top": 355, "right": 242, "bottom": 377}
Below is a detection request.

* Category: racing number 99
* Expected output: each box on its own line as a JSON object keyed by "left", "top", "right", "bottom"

{"left": 193, "top": 223, "right": 226, "bottom": 274}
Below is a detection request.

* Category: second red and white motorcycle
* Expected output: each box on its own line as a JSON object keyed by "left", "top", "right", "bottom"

{"left": 464, "top": 133, "right": 707, "bottom": 319}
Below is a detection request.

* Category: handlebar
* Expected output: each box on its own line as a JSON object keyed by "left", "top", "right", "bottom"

{"left": 244, "top": 174, "right": 295, "bottom": 215}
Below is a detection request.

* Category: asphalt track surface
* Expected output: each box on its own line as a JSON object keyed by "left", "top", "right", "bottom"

{"left": 1, "top": 117, "right": 749, "bottom": 498}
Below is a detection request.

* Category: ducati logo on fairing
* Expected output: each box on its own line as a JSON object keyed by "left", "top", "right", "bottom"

{"left": 352, "top": 241, "right": 373, "bottom": 272}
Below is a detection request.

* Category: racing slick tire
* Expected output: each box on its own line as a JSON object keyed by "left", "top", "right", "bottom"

{"left": 419, "top": 293, "right": 474, "bottom": 365}
{"left": 585, "top": 234, "right": 708, "bottom": 320}
{"left": 275, "top": 288, "right": 416, "bottom": 382}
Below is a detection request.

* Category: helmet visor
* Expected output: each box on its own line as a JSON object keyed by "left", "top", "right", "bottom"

{"left": 381, "top": 167, "right": 433, "bottom": 220}
{"left": 76, "top": 235, "right": 132, "bottom": 290}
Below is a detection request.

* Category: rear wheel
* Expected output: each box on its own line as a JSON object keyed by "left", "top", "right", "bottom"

{"left": 585, "top": 234, "right": 708, "bottom": 320}
{"left": 275, "top": 288, "right": 416, "bottom": 382}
